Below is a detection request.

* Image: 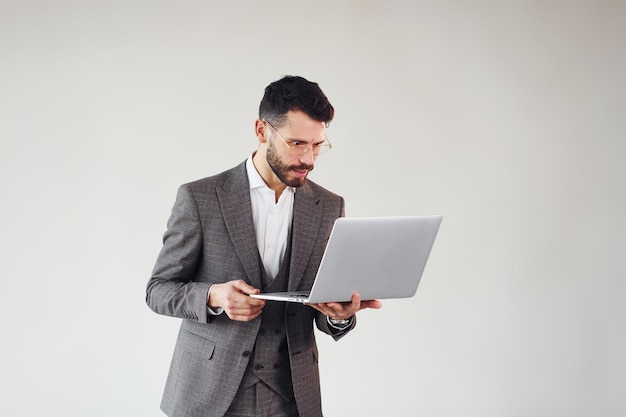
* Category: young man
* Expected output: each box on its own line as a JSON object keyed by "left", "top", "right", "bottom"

{"left": 147, "top": 76, "right": 381, "bottom": 417}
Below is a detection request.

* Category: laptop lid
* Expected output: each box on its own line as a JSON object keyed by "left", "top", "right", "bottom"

{"left": 252, "top": 215, "right": 442, "bottom": 303}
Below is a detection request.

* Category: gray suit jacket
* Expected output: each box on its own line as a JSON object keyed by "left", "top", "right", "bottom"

{"left": 146, "top": 161, "right": 354, "bottom": 417}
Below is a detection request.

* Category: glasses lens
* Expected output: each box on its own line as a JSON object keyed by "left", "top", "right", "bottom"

{"left": 315, "top": 142, "right": 331, "bottom": 155}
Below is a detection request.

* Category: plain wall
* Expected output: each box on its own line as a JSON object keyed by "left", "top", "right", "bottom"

{"left": 1, "top": 1, "right": 624, "bottom": 416}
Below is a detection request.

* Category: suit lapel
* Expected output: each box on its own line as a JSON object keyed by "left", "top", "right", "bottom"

{"left": 289, "top": 182, "right": 323, "bottom": 291}
{"left": 216, "top": 162, "right": 324, "bottom": 291}
{"left": 216, "top": 163, "right": 263, "bottom": 289}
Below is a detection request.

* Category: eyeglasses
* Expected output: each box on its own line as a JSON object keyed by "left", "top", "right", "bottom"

{"left": 264, "top": 120, "right": 332, "bottom": 156}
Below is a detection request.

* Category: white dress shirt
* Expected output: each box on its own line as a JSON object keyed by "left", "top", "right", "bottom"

{"left": 246, "top": 155, "right": 295, "bottom": 279}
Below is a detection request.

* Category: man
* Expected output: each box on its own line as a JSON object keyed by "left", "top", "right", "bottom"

{"left": 146, "top": 75, "right": 381, "bottom": 417}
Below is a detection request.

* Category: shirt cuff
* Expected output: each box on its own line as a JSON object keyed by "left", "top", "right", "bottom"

{"left": 207, "top": 284, "right": 224, "bottom": 316}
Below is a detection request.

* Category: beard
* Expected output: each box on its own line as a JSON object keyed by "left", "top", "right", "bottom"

{"left": 266, "top": 140, "right": 314, "bottom": 188}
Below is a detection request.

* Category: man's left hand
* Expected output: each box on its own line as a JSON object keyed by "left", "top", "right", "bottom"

{"left": 308, "top": 293, "right": 382, "bottom": 321}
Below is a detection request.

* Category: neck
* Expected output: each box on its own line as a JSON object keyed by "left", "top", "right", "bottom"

{"left": 252, "top": 150, "right": 287, "bottom": 202}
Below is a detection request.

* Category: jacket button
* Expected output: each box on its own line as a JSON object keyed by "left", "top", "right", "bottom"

{"left": 259, "top": 328, "right": 267, "bottom": 335}
{"left": 242, "top": 351, "right": 251, "bottom": 358}
{"left": 254, "top": 364, "right": 264, "bottom": 370}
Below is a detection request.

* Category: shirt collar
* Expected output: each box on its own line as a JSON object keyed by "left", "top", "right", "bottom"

{"left": 246, "top": 154, "right": 266, "bottom": 190}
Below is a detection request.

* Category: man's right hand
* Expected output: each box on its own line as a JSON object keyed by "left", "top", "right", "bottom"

{"left": 208, "top": 279, "right": 265, "bottom": 322}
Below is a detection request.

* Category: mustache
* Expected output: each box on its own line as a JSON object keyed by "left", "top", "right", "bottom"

{"left": 290, "top": 164, "right": 314, "bottom": 171}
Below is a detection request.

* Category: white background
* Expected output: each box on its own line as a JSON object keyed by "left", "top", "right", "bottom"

{"left": 1, "top": 1, "right": 624, "bottom": 416}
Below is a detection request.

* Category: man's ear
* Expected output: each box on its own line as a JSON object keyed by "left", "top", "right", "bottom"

{"left": 254, "top": 119, "right": 268, "bottom": 143}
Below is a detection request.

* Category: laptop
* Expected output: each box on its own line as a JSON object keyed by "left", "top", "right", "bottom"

{"left": 249, "top": 215, "right": 442, "bottom": 303}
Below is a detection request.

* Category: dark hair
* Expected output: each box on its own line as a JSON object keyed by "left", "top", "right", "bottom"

{"left": 259, "top": 75, "right": 334, "bottom": 127}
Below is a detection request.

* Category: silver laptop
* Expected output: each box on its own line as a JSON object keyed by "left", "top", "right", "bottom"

{"left": 250, "top": 215, "right": 442, "bottom": 303}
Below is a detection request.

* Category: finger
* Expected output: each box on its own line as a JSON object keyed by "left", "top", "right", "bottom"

{"left": 229, "top": 299, "right": 264, "bottom": 312}
{"left": 221, "top": 291, "right": 265, "bottom": 311}
{"left": 362, "top": 299, "right": 383, "bottom": 309}
{"left": 320, "top": 303, "right": 341, "bottom": 316}
{"left": 232, "top": 279, "right": 261, "bottom": 295}
{"left": 320, "top": 303, "right": 353, "bottom": 320}
{"left": 226, "top": 280, "right": 265, "bottom": 307}
{"left": 226, "top": 301, "right": 264, "bottom": 320}
{"left": 235, "top": 292, "right": 265, "bottom": 308}
{"left": 229, "top": 309, "right": 263, "bottom": 322}
{"left": 308, "top": 303, "right": 332, "bottom": 316}
{"left": 322, "top": 295, "right": 359, "bottom": 312}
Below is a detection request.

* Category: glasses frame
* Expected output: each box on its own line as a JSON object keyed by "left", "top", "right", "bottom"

{"left": 263, "top": 119, "right": 332, "bottom": 156}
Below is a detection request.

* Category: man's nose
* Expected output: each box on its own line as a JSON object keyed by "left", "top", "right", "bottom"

{"left": 299, "top": 148, "right": 316, "bottom": 165}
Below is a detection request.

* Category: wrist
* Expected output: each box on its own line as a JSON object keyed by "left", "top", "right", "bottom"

{"left": 207, "top": 284, "right": 221, "bottom": 309}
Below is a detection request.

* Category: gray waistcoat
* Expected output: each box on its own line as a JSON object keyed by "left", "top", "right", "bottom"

{"left": 239, "top": 235, "right": 294, "bottom": 400}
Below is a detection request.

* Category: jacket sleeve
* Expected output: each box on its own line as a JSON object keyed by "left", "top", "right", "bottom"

{"left": 146, "top": 184, "right": 212, "bottom": 324}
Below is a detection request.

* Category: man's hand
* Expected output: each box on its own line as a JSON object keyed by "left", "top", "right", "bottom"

{"left": 208, "top": 279, "right": 265, "bottom": 322}
{"left": 308, "top": 293, "right": 382, "bottom": 321}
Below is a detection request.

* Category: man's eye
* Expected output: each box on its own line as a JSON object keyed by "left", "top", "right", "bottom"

{"left": 290, "top": 141, "right": 305, "bottom": 147}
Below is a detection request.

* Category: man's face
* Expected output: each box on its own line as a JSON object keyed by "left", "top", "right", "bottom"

{"left": 265, "top": 110, "right": 326, "bottom": 188}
